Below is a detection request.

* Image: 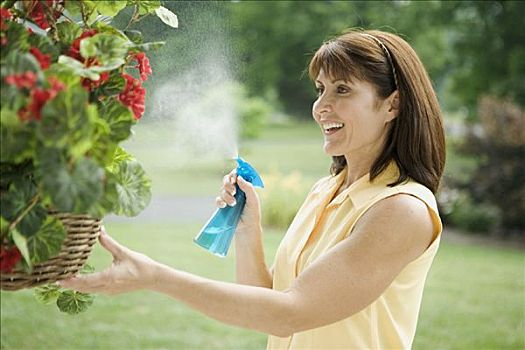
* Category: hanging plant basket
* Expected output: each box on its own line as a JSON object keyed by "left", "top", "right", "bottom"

{"left": 1, "top": 211, "right": 101, "bottom": 291}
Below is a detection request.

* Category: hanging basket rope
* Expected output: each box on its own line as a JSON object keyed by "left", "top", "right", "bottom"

{"left": 1, "top": 212, "right": 101, "bottom": 291}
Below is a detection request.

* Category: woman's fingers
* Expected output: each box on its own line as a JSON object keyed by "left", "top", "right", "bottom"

{"left": 222, "top": 172, "right": 237, "bottom": 194}
{"left": 57, "top": 270, "right": 109, "bottom": 293}
{"left": 237, "top": 176, "right": 257, "bottom": 202}
{"left": 215, "top": 196, "right": 227, "bottom": 208}
{"left": 218, "top": 169, "right": 238, "bottom": 208}
{"left": 98, "top": 227, "right": 126, "bottom": 260}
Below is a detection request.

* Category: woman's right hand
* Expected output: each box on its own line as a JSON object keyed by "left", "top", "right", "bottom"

{"left": 218, "top": 169, "right": 271, "bottom": 288}
{"left": 216, "top": 169, "right": 262, "bottom": 237}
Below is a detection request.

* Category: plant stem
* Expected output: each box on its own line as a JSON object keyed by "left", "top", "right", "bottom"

{"left": 8, "top": 193, "right": 41, "bottom": 233}
{"left": 124, "top": 5, "right": 138, "bottom": 31}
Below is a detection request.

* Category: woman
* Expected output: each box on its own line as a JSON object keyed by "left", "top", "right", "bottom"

{"left": 60, "top": 29, "right": 445, "bottom": 349}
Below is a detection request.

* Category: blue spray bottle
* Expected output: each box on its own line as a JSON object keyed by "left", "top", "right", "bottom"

{"left": 194, "top": 157, "right": 264, "bottom": 257}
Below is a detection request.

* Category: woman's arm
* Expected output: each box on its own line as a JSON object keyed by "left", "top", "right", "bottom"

{"left": 59, "top": 193, "right": 434, "bottom": 337}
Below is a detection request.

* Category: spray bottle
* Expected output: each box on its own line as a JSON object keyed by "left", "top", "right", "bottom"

{"left": 194, "top": 157, "right": 264, "bottom": 257}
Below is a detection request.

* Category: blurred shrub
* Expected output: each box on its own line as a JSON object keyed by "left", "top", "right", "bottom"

{"left": 217, "top": 81, "right": 271, "bottom": 140}
{"left": 239, "top": 95, "right": 271, "bottom": 139}
{"left": 454, "top": 96, "right": 525, "bottom": 236}
{"left": 260, "top": 170, "right": 310, "bottom": 229}
{"left": 439, "top": 187, "right": 499, "bottom": 233}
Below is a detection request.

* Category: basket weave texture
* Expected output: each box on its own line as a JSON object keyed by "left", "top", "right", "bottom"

{"left": 1, "top": 212, "right": 101, "bottom": 291}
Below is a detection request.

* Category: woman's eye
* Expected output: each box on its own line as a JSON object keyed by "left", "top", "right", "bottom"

{"left": 337, "top": 85, "right": 350, "bottom": 94}
{"left": 316, "top": 87, "right": 324, "bottom": 96}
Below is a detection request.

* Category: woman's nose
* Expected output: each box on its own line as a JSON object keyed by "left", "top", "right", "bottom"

{"left": 313, "top": 93, "right": 333, "bottom": 117}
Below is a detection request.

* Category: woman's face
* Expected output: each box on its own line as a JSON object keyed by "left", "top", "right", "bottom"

{"left": 312, "top": 69, "right": 395, "bottom": 159}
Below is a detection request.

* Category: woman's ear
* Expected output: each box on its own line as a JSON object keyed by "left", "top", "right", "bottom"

{"left": 384, "top": 90, "right": 399, "bottom": 123}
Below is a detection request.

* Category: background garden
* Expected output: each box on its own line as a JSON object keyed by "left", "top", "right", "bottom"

{"left": 1, "top": 1, "right": 524, "bottom": 349}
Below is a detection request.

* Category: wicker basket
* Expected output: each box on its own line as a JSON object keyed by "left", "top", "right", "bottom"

{"left": 1, "top": 211, "right": 102, "bottom": 291}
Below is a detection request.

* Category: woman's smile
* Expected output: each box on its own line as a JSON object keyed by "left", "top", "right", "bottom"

{"left": 322, "top": 122, "right": 345, "bottom": 136}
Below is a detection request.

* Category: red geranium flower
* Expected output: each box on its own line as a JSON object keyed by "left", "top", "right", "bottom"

{"left": 67, "top": 29, "right": 98, "bottom": 61}
{"left": 4, "top": 71, "right": 38, "bottom": 89}
{"left": 134, "top": 52, "right": 152, "bottom": 81}
{"left": 27, "top": 0, "right": 64, "bottom": 30}
{"left": 18, "top": 76, "right": 65, "bottom": 121}
{"left": 67, "top": 30, "right": 113, "bottom": 91}
{"left": 82, "top": 71, "right": 109, "bottom": 91}
{"left": 0, "top": 245, "right": 22, "bottom": 273}
{"left": 118, "top": 73, "right": 146, "bottom": 120}
{"left": 0, "top": 7, "right": 12, "bottom": 31}
{"left": 29, "top": 47, "right": 52, "bottom": 70}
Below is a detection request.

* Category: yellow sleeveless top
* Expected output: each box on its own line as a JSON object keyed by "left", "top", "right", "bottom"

{"left": 267, "top": 162, "right": 442, "bottom": 350}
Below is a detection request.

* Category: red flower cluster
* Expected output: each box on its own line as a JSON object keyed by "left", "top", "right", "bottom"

{"left": 5, "top": 73, "right": 65, "bottom": 121}
{"left": 66, "top": 29, "right": 111, "bottom": 91}
{"left": 20, "top": 77, "right": 65, "bottom": 121}
{"left": 82, "top": 72, "right": 109, "bottom": 91}
{"left": 0, "top": 7, "right": 12, "bottom": 45}
{"left": 29, "top": 47, "right": 52, "bottom": 70}
{"left": 119, "top": 73, "right": 146, "bottom": 120}
{"left": 134, "top": 52, "right": 152, "bottom": 81}
{"left": 27, "top": 0, "right": 64, "bottom": 30}
{"left": 67, "top": 29, "right": 98, "bottom": 61}
{"left": 0, "top": 7, "right": 12, "bottom": 30}
{"left": 0, "top": 245, "right": 22, "bottom": 273}
{"left": 4, "top": 71, "right": 38, "bottom": 89}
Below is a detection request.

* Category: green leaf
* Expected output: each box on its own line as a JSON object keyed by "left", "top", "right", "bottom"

{"left": 79, "top": 34, "right": 130, "bottom": 67}
{"left": 18, "top": 203, "right": 47, "bottom": 238}
{"left": 155, "top": 6, "right": 178, "bottom": 28}
{"left": 77, "top": 1, "right": 100, "bottom": 25}
{"left": 0, "top": 109, "right": 35, "bottom": 163}
{"left": 44, "top": 65, "right": 82, "bottom": 88}
{"left": 131, "top": 41, "right": 165, "bottom": 52}
{"left": 88, "top": 118, "right": 116, "bottom": 167}
{"left": 27, "top": 215, "right": 66, "bottom": 264}
{"left": 63, "top": 0, "right": 81, "bottom": 15}
{"left": 34, "top": 284, "right": 62, "bottom": 305}
{"left": 0, "top": 161, "right": 34, "bottom": 190}
{"left": 12, "top": 229, "right": 32, "bottom": 269}
{"left": 57, "top": 55, "right": 100, "bottom": 80}
{"left": 97, "top": 71, "right": 126, "bottom": 96}
{"left": 93, "top": 22, "right": 129, "bottom": 41}
{"left": 128, "top": 0, "right": 161, "bottom": 15}
{"left": 56, "top": 290, "right": 94, "bottom": 315}
{"left": 0, "top": 217, "right": 8, "bottom": 237}
{"left": 0, "top": 20, "right": 29, "bottom": 60}
{"left": 87, "top": 171, "right": 118, "bottom": 218}
{"left": 0, "top": 177, "right": 37, "bottom": 223}
{"left": 99, "top": 99, "right": 135, "bottom": 142}
{"left": 38, "top": 86, "right": 97, "bottom": 160}
{"left": 124, "top": 30, "right": 143, "bottom": 44}
{"left": 36, "top": 149, "right": 104, "bottom": 213}
{"left": 111, "top": 158, "right": 151, "bottom": 217}
{"left": 107, "top": 146, "right": 133, "bottom": 173}
{"left": 27, "top": 29, "right": 58, "bottom": 59}
{"left": 94, "top": 1, "right": 128, "bottom": 17}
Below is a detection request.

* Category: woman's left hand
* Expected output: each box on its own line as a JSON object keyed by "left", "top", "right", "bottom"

{"left": 58, "top": 227, "right": 159, "bottom": 295}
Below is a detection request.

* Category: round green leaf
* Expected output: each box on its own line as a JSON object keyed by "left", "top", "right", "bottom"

{"left": 34, "top": 284, "right": 62, "bottom": 305}
{"left": 37, "top": 149, "right": 104, "bottom": 213}
{"left": 56, "top": 290, "right": 94, "bottom": 315}
{"left": 112, "top": 159, "right": 151, "bottom": 217}
{"left": 27, "top": 215, "right": 66, "bottom": 264}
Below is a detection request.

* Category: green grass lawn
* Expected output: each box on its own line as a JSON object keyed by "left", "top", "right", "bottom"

{"left": 1, "top": 223, "right": 524, "bottom": 349}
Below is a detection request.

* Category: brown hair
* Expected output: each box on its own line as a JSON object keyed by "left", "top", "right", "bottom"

{"left": 308, "top": 29, "right": 446, "bottom": 193}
